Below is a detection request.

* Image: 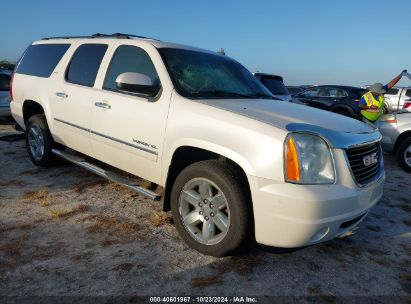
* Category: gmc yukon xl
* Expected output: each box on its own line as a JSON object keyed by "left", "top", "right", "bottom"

{"left": 10, "top": 33, "right": 385, "bottom": 256}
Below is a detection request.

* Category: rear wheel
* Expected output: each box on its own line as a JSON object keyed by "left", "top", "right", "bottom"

{"left": 397, "top": 137, "right": 411, "bottom": 172}
{"left": 26, "top": 114, "right": 58, "bottom": 167}
{"left": 170, "top": 160, "right": 251, "bottom": 256}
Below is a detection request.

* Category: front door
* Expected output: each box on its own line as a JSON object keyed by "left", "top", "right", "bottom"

{"left": 90, "top": 44, "right": 171, "bottom": 184}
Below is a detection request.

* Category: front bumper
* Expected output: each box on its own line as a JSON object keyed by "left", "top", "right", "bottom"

{"left": 248, "top": 155, "right": 385, "bottom": 248}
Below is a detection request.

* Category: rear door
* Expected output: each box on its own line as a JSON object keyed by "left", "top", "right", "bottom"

{"left": 52, "top": 43, "right": 109, "bottom": 156}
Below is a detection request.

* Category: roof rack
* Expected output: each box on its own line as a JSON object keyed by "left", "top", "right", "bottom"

{"left": 42, "top": 33, "right": 159, "bottom": 41}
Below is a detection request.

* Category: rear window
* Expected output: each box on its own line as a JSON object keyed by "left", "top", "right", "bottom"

{"left": 260, "top": 77, "right": 289, "bottom": 95}
{"left": 15, "top": 44, "right": 70, "bottom": 78}
{"left": 66, "top": 44, "right": 108, "bottom": 87}
{"left": 386, "top": 88, "right": 399, "bottom": 95}
{"left": 0, "top": 74, "right": 10, "bottom": 91}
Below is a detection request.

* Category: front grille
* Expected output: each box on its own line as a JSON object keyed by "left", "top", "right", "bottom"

{"left": 345, "top": 142, "right": 382, "bottom": 185}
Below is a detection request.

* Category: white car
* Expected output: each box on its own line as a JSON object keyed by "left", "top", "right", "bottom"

{"left": 11, "top": 33, "right": 384, "bottom": 256}
{"left": 374, "top": 86, "right": 411, "bottom": 113}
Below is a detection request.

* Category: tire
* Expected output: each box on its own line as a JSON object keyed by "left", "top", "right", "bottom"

{"left": 397, "top": 137, "right": 411, "bottom": 172}
{"left": 170, "top": 160, "right": 251, "bottom": 257}
{"left": 25, "top": 114, "right": 58, "bottom": 167}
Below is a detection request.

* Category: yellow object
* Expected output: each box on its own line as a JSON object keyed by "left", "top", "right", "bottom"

{"left": 361, "top": 92, "right": 385, "bottom": 122}
{"left": 285, "top": 137, "right": 300, "bottom": 182}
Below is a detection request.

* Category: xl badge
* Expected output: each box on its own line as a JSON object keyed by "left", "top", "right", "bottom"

{"left": 363, "top": 152, "right": 378, "bottom": 167}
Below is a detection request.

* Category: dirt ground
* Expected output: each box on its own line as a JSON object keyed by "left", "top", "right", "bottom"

{"left": 0, "top": 119, "right": 410, "bottom": 300}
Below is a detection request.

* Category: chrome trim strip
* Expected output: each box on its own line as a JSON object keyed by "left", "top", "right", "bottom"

{"left": 54, "top": 118, "right": 89, "bottom": 132}
{"left": 90, "top": 130, "right": 158, "bottom": 155}
{"left": 54, "top": 118, "right": 158, "bottom": 155}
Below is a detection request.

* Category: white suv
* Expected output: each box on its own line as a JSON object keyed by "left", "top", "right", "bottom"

{"left": 11, "top": 33, "right": 385, "bottom": 256}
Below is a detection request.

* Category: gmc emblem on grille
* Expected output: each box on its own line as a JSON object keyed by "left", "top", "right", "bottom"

{"left": 363, "top": 152, "right": 378, "bottom": 167}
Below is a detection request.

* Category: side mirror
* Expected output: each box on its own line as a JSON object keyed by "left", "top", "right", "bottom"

{"left": 115, "top": 72, "right": 160, "bottom": 96}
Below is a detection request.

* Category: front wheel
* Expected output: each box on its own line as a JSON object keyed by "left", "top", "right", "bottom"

{"left": 170, "top": 160, "right": 251, "bottom": 257}
{"left": 26, "top": 114, "right": 57, "bottom": 167}
{"left": 397, "top": 137, "right": 411, "bottom": 172}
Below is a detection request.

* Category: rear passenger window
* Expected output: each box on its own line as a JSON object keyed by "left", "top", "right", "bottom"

{"left": 66, "top": 44, "right": 108, "bottom": 87}
{"left": 386, "top": 88, "right": 399, "bottom": 95}
{"left": 103, "top": 45, "right": 159, "bottom": 92}
{"left": 15, "top": 44, "right": 70, "bottom": 78}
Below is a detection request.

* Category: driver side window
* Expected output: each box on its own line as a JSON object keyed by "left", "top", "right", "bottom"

{"left": 103, "top": 45, "right": 159, "bottom": 92}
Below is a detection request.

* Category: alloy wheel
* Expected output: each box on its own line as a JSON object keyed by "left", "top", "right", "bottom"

{"left": 178, "top": 177, "right": 230, "bottom": 245}
{"left": 28, "top": 125, "right": 45, "bottom": 161}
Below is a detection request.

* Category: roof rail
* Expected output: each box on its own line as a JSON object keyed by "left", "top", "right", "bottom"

{"left": 42, "top": 33, "right": 159, "bottom": 41}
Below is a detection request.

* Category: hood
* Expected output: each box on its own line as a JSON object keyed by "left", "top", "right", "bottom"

{"left": 198, "top": 98, "right": 381, "bottom": 148}
{"left": 272, "top": 94, "right": 292, "bottom": 102}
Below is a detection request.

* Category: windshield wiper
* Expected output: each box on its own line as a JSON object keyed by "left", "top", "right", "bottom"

{"left": 192, "top": 90, "right": 279, "bottom": 99}
{"left": 247, "top": 92, "right": 282, "bottom": 100}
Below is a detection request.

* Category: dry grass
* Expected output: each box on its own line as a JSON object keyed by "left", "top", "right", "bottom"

{"left": 0, "top": 233, "right": 30, "bottom": 257}
{"left": 49, "top": 204, "right": 89, "bottom": 219}
{"left": 70, "top": 252, "right": 93, "bottom": 262}
{"left": 100, "top": 238, "right": 120, "bottom": 247}
{"left": 70, "top": 179, "right": 108, "bottom": 194}
{"left": 210, "top": 255, "right": 262, "bottom": 277}
{"left": 191, "top": 274, "right": 223, "bottom": 288}
{"left": 0, "top": 179, "right": 26, "bottom": 187}
{"left": 308, "top": 284, "right": 322, "bottom": 295}
{"left": 22, "top": 189, "right": 53, "bottom": 206}
{"left": 112, "top": 263, "right": 134, "bottom": 272}
{"left": 149, "top": 212, "right": 173, "bottom": 227}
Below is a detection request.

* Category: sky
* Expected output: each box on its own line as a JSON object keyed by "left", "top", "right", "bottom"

{"left": 1, "top": 0, "right": 410, "bottom": 86}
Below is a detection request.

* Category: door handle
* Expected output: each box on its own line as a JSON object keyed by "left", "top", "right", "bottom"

{"left": 94, "top": 102, "right": 111, "bottom": 109}
{"left": 55, "top": 92, "right": 68, "bottom": 98}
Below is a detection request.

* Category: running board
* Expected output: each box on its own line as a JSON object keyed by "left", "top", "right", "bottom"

{"left": 52, "top": 149, "right": 161, "bottom": 201}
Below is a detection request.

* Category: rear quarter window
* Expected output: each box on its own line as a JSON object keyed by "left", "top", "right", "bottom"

{"left": 15, "top": 44, "right": 70, "bottom": 78}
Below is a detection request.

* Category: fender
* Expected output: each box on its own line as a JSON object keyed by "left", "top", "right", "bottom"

{"left": 162, "top": 138, "right": 255, "bottom": 186}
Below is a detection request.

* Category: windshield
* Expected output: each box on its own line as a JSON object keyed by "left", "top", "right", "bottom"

{"left": 260, "top": 77, "right": 289, "bottom": 95}
{"left": 158, "top": 48, "right": 274, "bottom": 99}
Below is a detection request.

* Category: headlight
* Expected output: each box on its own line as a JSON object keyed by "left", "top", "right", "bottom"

{"left": 284, "top": 133, "right": 335, "bottom": 184}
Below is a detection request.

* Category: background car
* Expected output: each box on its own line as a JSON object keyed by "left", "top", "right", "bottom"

{"left": 293, "top": 85, "right": 368, "bottom": 119}
{"left": 286, "top": 86, "right": 304, "bottom": 96}
{"left": 383, "top": 87, "right": 411, "bottom": 113}
{"left": 377, "top": 111, "right": 411, "bottom": 172}
{"left": 0, "top": 72, "right": 12, "bottom": 120}
{"left": 254, "top": 73, "right": 292, "bottom": 102}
